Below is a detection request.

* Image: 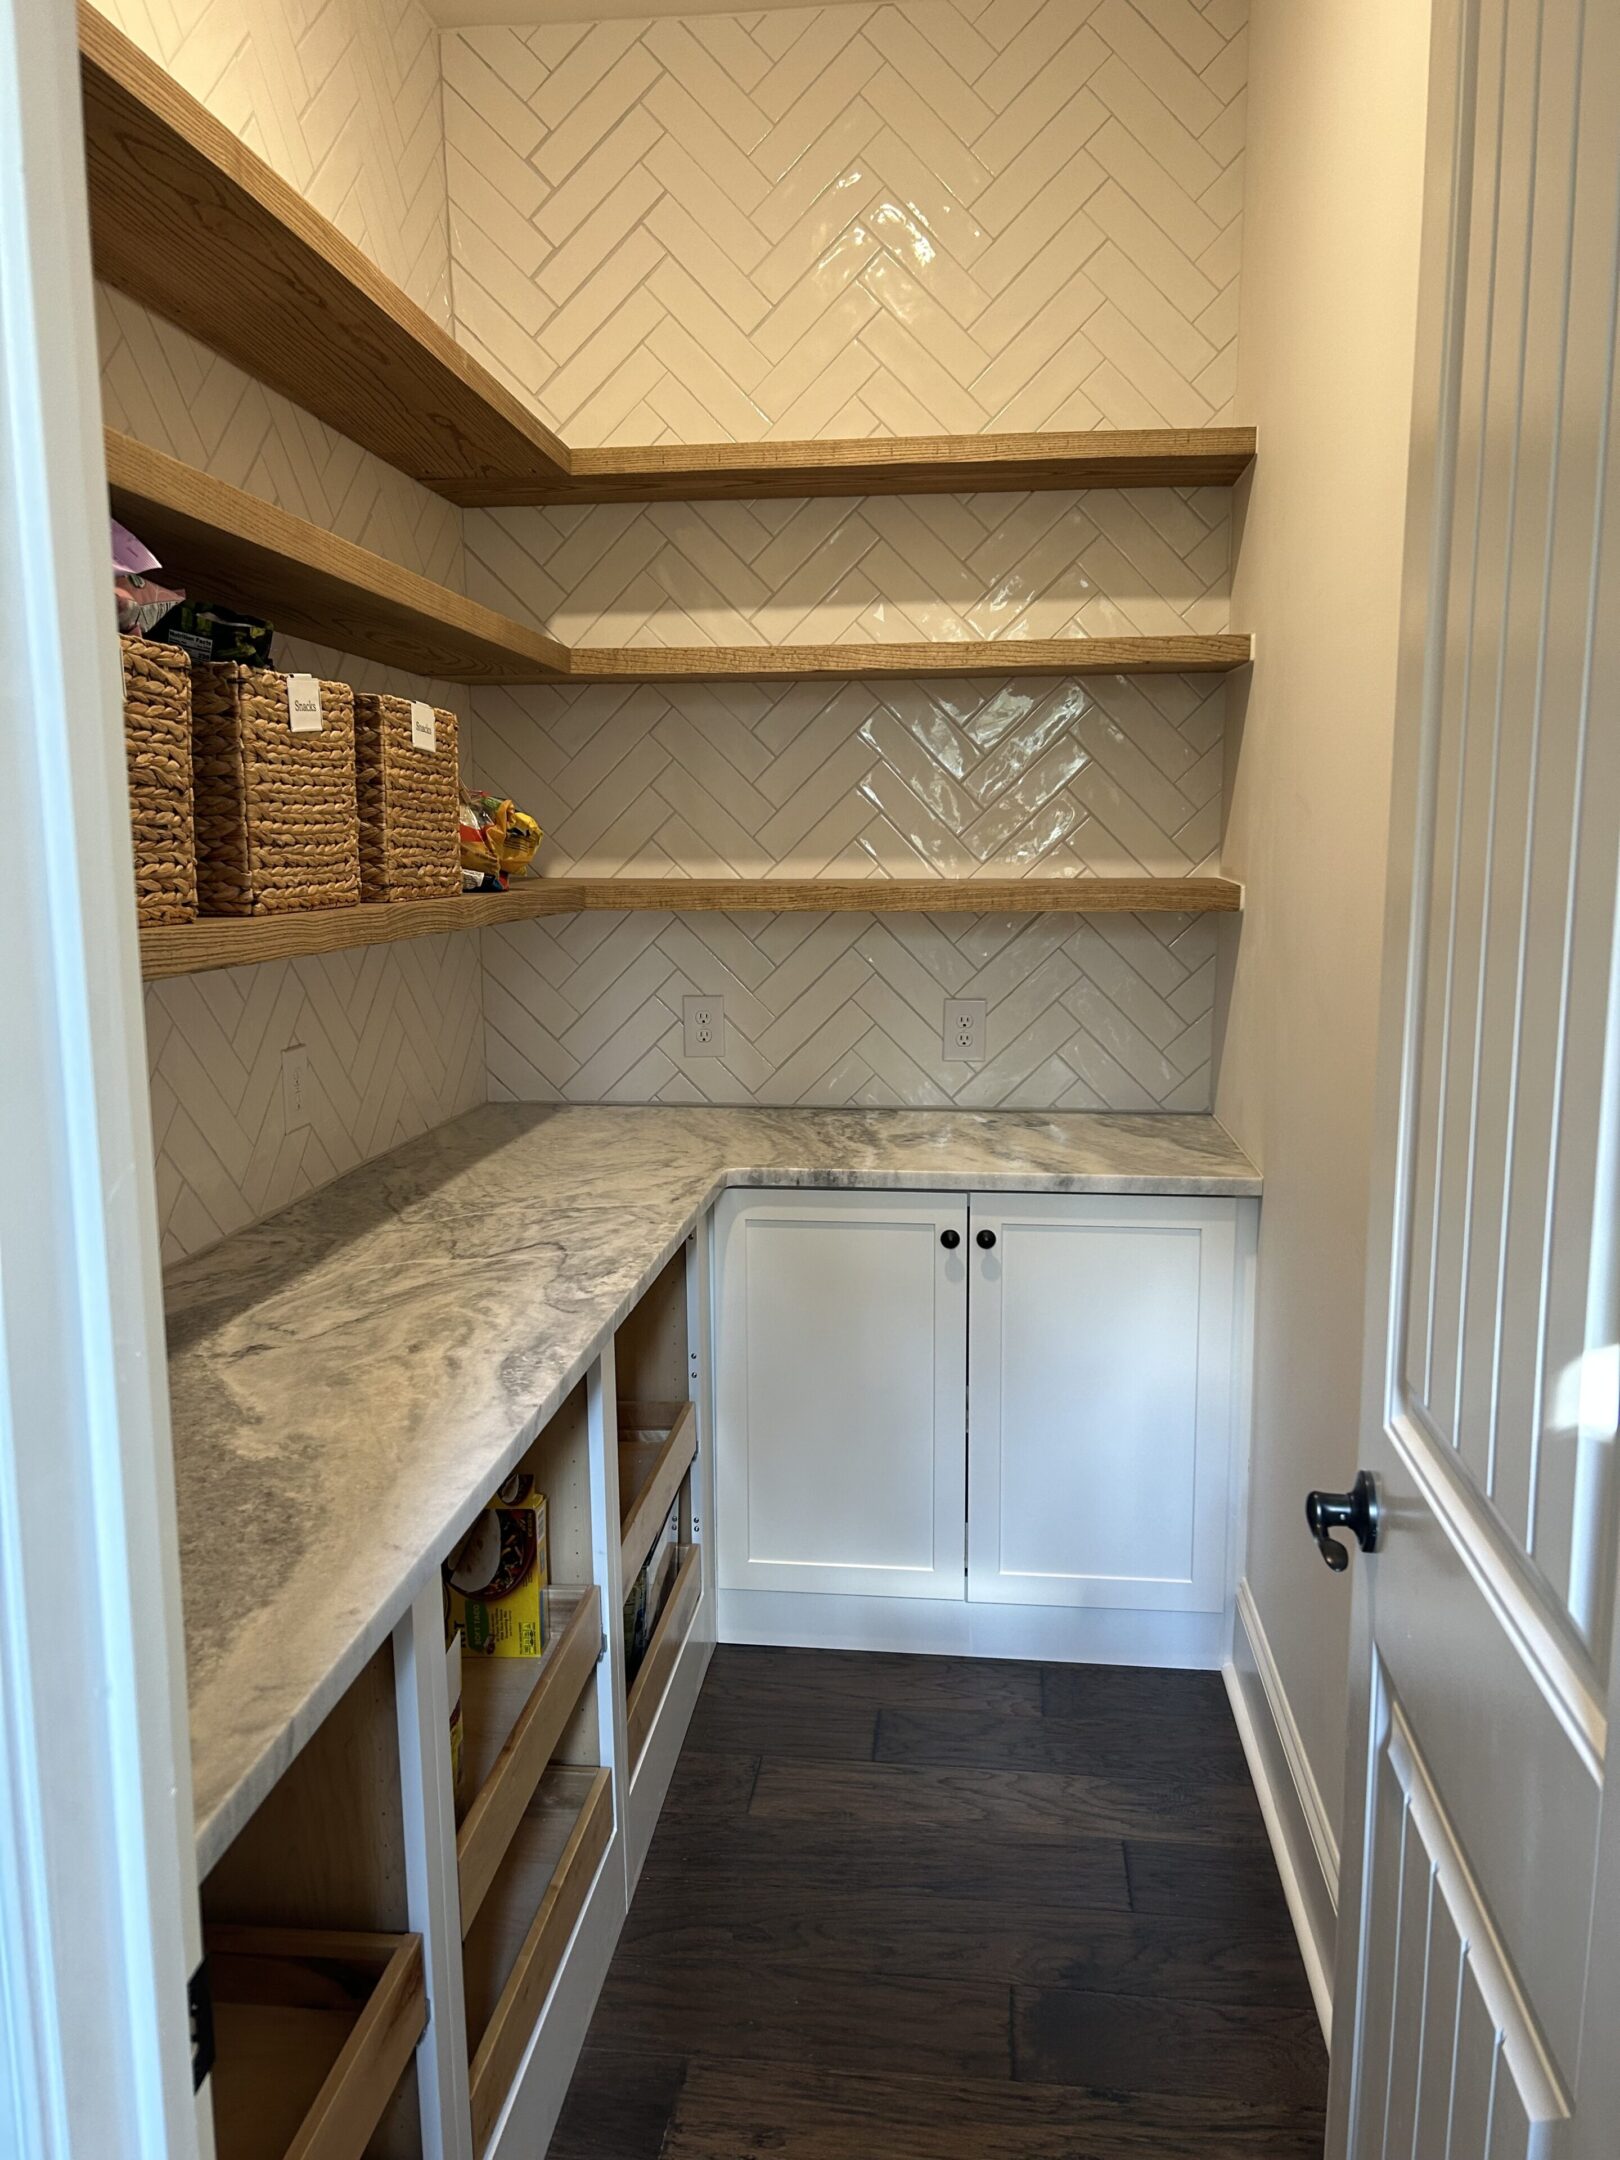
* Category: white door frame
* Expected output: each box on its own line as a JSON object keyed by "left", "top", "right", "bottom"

{"left": 0, "top": 1, "right": 203, "bottom": 2154}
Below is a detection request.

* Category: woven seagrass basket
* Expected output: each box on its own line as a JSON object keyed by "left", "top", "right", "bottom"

{"left": 191, "top": 665, "right": 359, "bottom": 916}
{"left": 120, "top": 635, "right": 196, "bottom": 926}
{"left": 353, "top": 693, "right": 461, "bottom": 903}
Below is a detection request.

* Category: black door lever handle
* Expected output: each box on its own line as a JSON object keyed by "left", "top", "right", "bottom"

{"left": 1305, "top": 1471, "right": 1380, "bottom": 1571}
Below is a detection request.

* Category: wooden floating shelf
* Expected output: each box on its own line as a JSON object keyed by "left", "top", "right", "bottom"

{"left": 80, "top": 3, "right": 571, "bottom": 501}
{"left": 471, "top": 428, "right": 1258, "bottom": 507}
{"left": 455, "top": 1585, "right": 601, "bottom": 1938}
{"left": 626, "top": 1545, "right": 702, "bottom": 1771}
{"left": 80, "top": 6, "right": 1255, "bottom": 507}
{"left": 138, "top": 879, "right": 1243, "bottom": 980}
{"left": 618, "top": 1402, "right": 698, "bottom": 1588}
{"left": 463, "top": 1764, "right": 612, "bottom": 2155}
{"left": 105, "top": 431, "right": 570, "bottom": 684}
{"left": 566, "top": 636, "right": 1249, "bottom": 682}
{"left": 205, "top": 1924, "right": 425, "bottom": 2160}
{"left": 106, "top": 429, "right": 1251, "bottom": 687}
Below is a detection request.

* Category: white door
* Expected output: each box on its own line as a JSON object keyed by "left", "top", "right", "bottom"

{"left": 0, "top": 1, "right": 204, "bottom": 2153}
{"left": 714, "top": 1188, "right": 968, "bottom": 1600}
{"left": 1328, "top": 0, "right": 1620, "bottom": 2148}
{"left": 966, "top": 1194, "right": 1239, "bottom": 1613}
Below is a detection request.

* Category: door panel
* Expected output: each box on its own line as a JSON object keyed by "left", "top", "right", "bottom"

{"left": 966, "top": 1194, "right": 1237, "bottom": 1612}
{"left": 714, "top": 1188, "right": 968, "bottom": 1600}
{"left": 1331, "top": 0, "right": 1620, "bottom": 2147}
{"left": 1350, "top": 1683, "right": 1565, "bottom": 2159}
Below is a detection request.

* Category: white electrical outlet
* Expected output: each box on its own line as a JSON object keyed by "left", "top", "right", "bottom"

{"left": 281, "top": 1044, "right": 312, "bottom": 1129}
{"left": 942, "top": 998, "right": 987, "bottom": 1063}
{"left": 683, "top": 994, "right": 724, "bottom": 1059}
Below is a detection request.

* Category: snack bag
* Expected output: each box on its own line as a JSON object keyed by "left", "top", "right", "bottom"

{"left": 459, "top": 789, "right": 543, "bottom": 890}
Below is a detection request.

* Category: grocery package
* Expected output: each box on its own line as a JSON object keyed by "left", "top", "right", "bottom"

{"left": 112, "top": 520, "right": 182, "bottom": 635}
{"left": 446, "top": 1473, "right": 550, "bottom": 1658}
{"left": 459, "top": 789, "right": 543, "bottom": 891}
{"left": 623, "top": 1497, "right": 680, "bottom": 1685}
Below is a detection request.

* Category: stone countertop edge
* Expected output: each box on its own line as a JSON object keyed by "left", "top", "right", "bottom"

{"left": 170, "top": 1106, "right": 1261, "bottom": 1872}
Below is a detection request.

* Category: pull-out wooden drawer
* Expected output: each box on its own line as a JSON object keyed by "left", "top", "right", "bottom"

{"left": 206, "top": 1925, "right": 424, "bottom": 2160}
{"left": 463, "top": 1765, "right": 613, "bottom": 2154}
{"left": 618, "top": 1398, "right": 696, "bottom": 1584}
{"left": 455, "top": 1584, "right": 601, "bottom": 1934}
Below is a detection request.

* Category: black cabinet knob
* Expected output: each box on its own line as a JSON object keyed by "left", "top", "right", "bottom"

{"left": 940, "top": 1229, "right": 961, "bottom": 1250}
{"left": 1305, "top": 1471, "right": 1380, "bottom": 1571}
{"left": 976, "top": 1228, "right": 996, "bottom": 1249}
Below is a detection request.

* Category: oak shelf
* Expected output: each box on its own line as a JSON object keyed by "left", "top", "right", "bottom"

{"left": 107, "top": 430, "right": 1250, "bottom": 686}
{"left": 566, "top": 636, "right": 1250, "bottom": 682}
{"left": 80, "top": 7, "right": 1255, "bottom": 508}
{"left": 105, "top": 431, "right": 570, "bottom": 684}
{"left": 139, "top": 878, "right": 1243, "bottom": 980}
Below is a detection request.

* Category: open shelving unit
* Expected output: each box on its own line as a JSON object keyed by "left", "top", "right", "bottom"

{"left": 445, "top": 1378, "right": 616, "bottom": 2157}
{"left": 86, "top": 4, "right": 1253, "bottom": 976}
{"left": 80, "top": 4, "right": 1255, "bottom": 511}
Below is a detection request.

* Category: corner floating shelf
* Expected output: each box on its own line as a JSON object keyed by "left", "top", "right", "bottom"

{"left": 80, "top": 6, "right": 1255, "bottom": 508}
{"left": 104, "top": 430, "right": 1251, "bottom": 688}
{"left": 106, "top": 432, "right": 570, "bottom": 683}
{"left": 139, "top": 878, "right": 1242, "bottom": 981}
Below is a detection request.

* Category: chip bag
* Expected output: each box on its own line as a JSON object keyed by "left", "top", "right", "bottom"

{"left": 459, "top": 789, "right": 543, "bottom": 890}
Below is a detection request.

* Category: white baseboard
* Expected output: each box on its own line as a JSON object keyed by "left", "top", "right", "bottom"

{"left": 1225, "top": 1578, "right": 1338, "bottom": 2040}
{"left": 719, "top": 1587, "right": 1230, "bottom": 1668}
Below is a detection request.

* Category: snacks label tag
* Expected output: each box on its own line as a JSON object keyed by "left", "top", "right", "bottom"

{"left": 287, "top": 674, "right": 323, "bottom": 733}
{"left": 410, "top": 701, "right": 437, "bottom": 752}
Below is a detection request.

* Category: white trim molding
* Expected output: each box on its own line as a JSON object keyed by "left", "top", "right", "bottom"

{"left": 1226, "top": 1579, "right": 1339, "bottom": 2041}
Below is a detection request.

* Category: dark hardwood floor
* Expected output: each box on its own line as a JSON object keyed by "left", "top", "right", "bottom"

{"left": 550, "top": 1647, "right": 1327, "bottom": 2159}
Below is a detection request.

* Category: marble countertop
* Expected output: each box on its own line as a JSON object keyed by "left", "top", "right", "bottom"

{"left": 165, "top": 1104, "right": 1259, "bottom": 1869}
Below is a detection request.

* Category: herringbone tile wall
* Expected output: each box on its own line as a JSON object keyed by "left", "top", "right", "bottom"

{"left": 451, "top": 0, "right": 1244, "bottom": 1115}
{"left": 89, "top": 0, "right": 454, "bottom": 322}
{"left": 92, "top": 0, "right": 486, "bottom": 1263}
{"left": 145, "top": 938, "right": 484, "bottom": 1262}
{"left": 98, "top": 0, "right": 1252, "bottom": 1240}
{"left": 442, "top": 0, "right": 1245, "bottom": 440}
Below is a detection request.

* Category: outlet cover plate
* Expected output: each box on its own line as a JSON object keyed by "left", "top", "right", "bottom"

{"left": 281, "top": 1044, "right": 311, "bottom": 1130}
{"left": 683, "top": 994, "right": 724, "bottom": 1059}
{"left": 942, "top": 998, "right": 987, "bottom": 1063}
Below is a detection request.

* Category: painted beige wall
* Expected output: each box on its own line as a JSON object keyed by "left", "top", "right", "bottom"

{"left": 1218, "top": 0, "right": 1431, "bottom": 1868}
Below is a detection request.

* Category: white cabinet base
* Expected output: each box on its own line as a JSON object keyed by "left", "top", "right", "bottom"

{"left": 717, "top": 1585, "right": 1231, "bottom": 1669}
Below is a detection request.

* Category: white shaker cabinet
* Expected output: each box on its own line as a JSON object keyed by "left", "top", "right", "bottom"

{"left": 965, "top": 1193, "right": 1240, "bottom": 1613}
{"left": 713, "top": 1188, "right": 969, "bottom": 1599}
{"left": 714, "top": 1186, "right": 1251, "bottom": 1647}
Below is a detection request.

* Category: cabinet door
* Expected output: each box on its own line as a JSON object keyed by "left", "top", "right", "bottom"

{"left": 714, "top": 1188, "right": 968, "bottom": 1600}
{"left": 967, "top": 1194, "right": 1238, "bottom": 1612}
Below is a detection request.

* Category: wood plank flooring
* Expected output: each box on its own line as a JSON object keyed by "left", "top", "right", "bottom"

{"left": 550, "top": 1647, "right": 1327, "bottom": 2159}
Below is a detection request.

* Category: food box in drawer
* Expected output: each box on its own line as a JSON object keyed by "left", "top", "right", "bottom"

{"left": 447, "top": 1476, "right": 549, "bottom": 1657}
